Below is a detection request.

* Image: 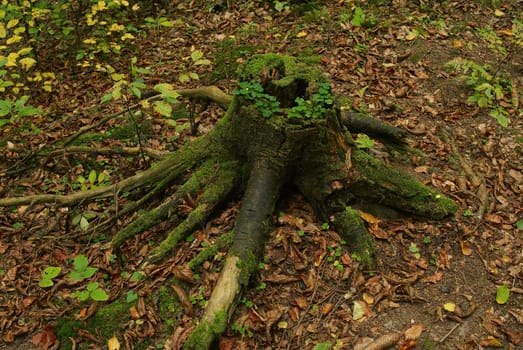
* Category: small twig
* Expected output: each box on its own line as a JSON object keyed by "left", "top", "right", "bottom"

{"left": 438, "top": 323, "right": 460, "bottom": 344}
{"left": 440, "top": 128, "right": 488, "bottom": 219}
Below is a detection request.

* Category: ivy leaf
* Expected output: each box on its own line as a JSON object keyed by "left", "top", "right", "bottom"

{"left": 19, "top": 57, "right": 36, "bottom": 70}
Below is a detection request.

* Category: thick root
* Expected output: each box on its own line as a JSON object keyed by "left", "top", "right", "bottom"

{"left": 112, "top": 159, "right": 218, "bottom": 247}
{"left": 184, "top": 255, "right": 241, "bottom": 349}
{"left": 145, "top": 160, "right": 241, "bottom": 265}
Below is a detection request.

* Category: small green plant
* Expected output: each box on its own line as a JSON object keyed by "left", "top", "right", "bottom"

{"left": 313, "top": 342, "right": 332, "bottom": 350}
{"left": 130, "top": 271, "right": 146, "bottom": 282}
{"left": 462, "top": 209, "right": 473, "bottom": 217}
{"left": 446, "top": 58, "right": 512, "bottom": 127}
{"left": 71, "top": 281, "right": 109, "bottom": 302}
{"left": 231, "top": 323, "right": 253, "bottom": 338}
{"left": 178, "top": 50, "right": 211, "bottom": 83}
{"left": 39, "top": 266, "right": 61, "bottom": 288}
{"left": 233, "top": 80, "right": 280, "bottom": 119}
{"left": 126, "top": 290, "right": 138, "bottom": 303}
{"left": 256, "top": 282, "right": 267, "bottom": 290}
{"left": 241, "top": 297, "right": 254, "bottom": 308}
{"left": 423, "top": 237, "right": 432, "bottom": 244}
{"left": 68, "top": 254, "right": 98, "bottom": 281}
{"left": 321, "top": 222, "right": 330, "bottom": 230}
{"left": 297, "top": 229, "right": 305, "bottom": 237}
{"left": 74, "top": 169, "right": 110, "bottom": 192}
{"left": 355, "top": 133, "right": 374, "bottom": 149}
{"left": 189, "top": 287, "right": 206, "bottom": 307}
{"left": 288, "top": 81, "right": 333, "bottom": 120}
{"left": 0, "top": 95, "right": 40, "bottom": 126}
{"left": 71, "top": 210, "right": 98, "bottom": 231}
{"left": 273, "top": 1, "right": 290, "bottom": 12}
{"left": 408, "top": 243, "right": 421, "bottom": 259}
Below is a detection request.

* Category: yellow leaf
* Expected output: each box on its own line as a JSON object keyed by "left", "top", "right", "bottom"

{"left": 452, "top": 40, "right": 462, "bottom": 48}
{"left": 6, "top": 52, "right": 18, "bottom": 67}
{"left": 0, "top": 23, "right": 6, "bottom": 38}
{"left": 7, "top": 19, "right": 19, "bottom": 29}
{"left": 362, "top": 292, "right": 374, "bottom": 305}
{"left": 19, "top": 57, "right": 36, "bottom": 70}
{"left": 296, "top": 31, "right": 308, "bottom": 38}
{"left": 18, "top": 47, "right": 33, "bottom": 55}
{"left": 277, "top": 321, "right": 288, "bottom": 329}
{"left": 7, "top": 35, "right": 22, "bottom": 45}
{"left": 107, "top": 336, "right": 120, "bottom": 350}
{"left": 459, "top": 239, "right": 473, "bottom": 256}
{"left": 494, "top": 9, "right": 504, "bottom": 17}
{"left": 499, "top": 29, "right": 513, "bottom": 36}
{"left": 443, "top": 302, "right": 456, "bottom": 312}
{"left": 14, "top": 26, "right": 25, "bottom": 35}
{"left": 111, "top": 73, "right": 125, "bottom": 81}
{"left": 83, "top": 38, "right": 96, "bottom": 44}
{"left": 405, "top": 31, "right": 418, "bottom": 41}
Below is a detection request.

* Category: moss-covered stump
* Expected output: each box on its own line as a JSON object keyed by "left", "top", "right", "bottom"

{"left": 0, "top": 53, "right": 456, "bottom": 349}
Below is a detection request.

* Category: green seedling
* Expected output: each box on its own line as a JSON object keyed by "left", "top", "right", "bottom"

{"left": 68, "top": 254, "right": 98, "bottom": 281}
{"left": 39, "top": 266, "right": 61, "bottom": 288}
{"left": 71, "top": 281, "right": 108, "bottom": 302}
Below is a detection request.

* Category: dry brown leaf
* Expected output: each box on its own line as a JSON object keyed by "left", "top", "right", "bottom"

{"left": 459, "top": 240, "right": 473, "bottom": 256}
{"left": 322, "top": 303, "right": 334, "bottom": 316}
{"left": 479, "top": 336, "right": 503, "bottom": 347}
{"left": 404, "top": 323, "right": 424, "bottom": 340}
{"left": 129, "top": 306, "right": 141, "bottom": 319}
{"left": 423, "top": 272, "right": 443, "bottom": 283}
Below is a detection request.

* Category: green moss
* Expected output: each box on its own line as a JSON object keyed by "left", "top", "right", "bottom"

{"left": 238, "top": 53, "right": 327, "bottom": 87}
{"left": 188, "top": 231, "right": 234, "bottom": 270}
{"left": 352, "top": 149, "right": 457, "bottom": 219}
{"left": 86, "top": 299, "right": 131, "bottom": 339}
{"left": 157, "top": 280, "right": 185, "bottom": 329}
{"left": 55, "top": 318, "right": 84, "bottom": 350}
{"left": 184, "top": 311, "right": 228, "bottom": 349}
{"left": 54, "top": 298, "right": 133, "bottom": 349}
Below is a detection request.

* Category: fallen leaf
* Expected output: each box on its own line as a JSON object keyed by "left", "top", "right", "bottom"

{"left": 496, "top": 285, "right": 510, "bottom": 304}
{"left": 404, "top": 323, "right": 424, "bottom": 340}
{"left": 296, "top": 31, "right": 308, "bottom": 38}
{"left": 423, "top": 272, "right": 443, "bottom": 283}
{"left": 322, "top": 303, "right": 334, "bottom": 316}
{"left": 31, "top": 324, "right": 57, "bottom": 350}
{"left": 443, "top": 302, "right": 456, "bottom": 312}
{"left": 459, "top": 240, "right": 473, "bottom": 256}
{"left": 108, "top": 336, "right": 120, "bottom": 350}
{"left": 479, "top": 336, "right": 502, "bottom": 347}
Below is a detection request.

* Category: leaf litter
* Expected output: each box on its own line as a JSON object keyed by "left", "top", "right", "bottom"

{"left": 0, "top": 1, "right": 522, "bottom": 349}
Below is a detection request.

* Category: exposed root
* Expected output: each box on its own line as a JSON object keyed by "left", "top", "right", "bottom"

{"left": 0, "top": 129, "right": 212, "bottom": 207}
{"left": 145, "top": 160, "right": 241, "bottom": 265}
{"left": 188, "top": 231, "right": 234, "bottom": 270}
{"left": 111, "top": 159, "right": 216, "bottom": 248}
{"left": 8, "top": 145, "right": 168, "bottom": 160}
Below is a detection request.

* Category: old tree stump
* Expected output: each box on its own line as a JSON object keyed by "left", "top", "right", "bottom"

{"left": 0, "top": 54, "right": 456, "bottom": 348}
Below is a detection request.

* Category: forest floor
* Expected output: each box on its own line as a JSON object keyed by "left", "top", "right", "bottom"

{"left": 0, "top": 1, "right": 522, "bottom": 349}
